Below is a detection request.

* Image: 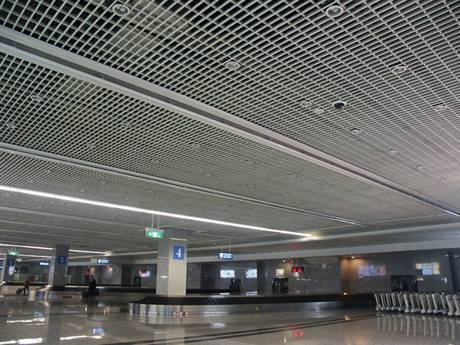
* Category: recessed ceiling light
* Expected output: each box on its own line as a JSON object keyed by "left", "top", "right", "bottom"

{"left": 247, "top": 184, "right": 254, "bottom": 188}
{"left": 388, "top": 149, "right": 399, "bottom": 155}
{"left": 288, "top": 173, "right": 297, "bottom": 178}
{"left": 225, "top": 60, "right": 241, "bottom": 71}
{"left": 323, "top": 184, "right": 330, "bottom": 189}
{"left": 86, "top": 143, "right": 96, "bottom": 149}
{"left": 121, "top": 121, "right": 132, "bottom": 128}
{"left": 300, "top": 100, "right": 312, "bottom": 108}
{"left": 325, "top": 5, "right": 344, "bottom": 18}
{"left": 5, "top": 123, "right": 17, "bottom": 129}
{"left": 437, "top": 176, "right": 447, "bottom": 182}
{"left": 350, "top": 128, "right": 362, "bottom": 135}
{"left": 203, "top": 172, "right": 212, "bottom": 177}
{"left": 79, "top": 189, "right": 86, "bottom": 193}
{"left": 415, "top": 165, "right": 424, "bottom": 171}
{"left": 191, "top": 143, "right": 201, "bottom": 150}
{"left": 112, "top": 3, "right": 130, "bottom": 16}
{"left": 433, "top": 104, "right": 448, "bottom": 112}
{"left": 313, "top": 108, "right": 325, "bottom": 115}
{"left": 30, "top": 94, "right": 44, "bottom": 102}
{"left": 390, "top": 64, "right": 407, "bottom": 75}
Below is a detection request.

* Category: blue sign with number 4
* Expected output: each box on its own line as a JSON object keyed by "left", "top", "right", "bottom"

{"left": 172, "top": 245, "right": 186, "bottom": 261}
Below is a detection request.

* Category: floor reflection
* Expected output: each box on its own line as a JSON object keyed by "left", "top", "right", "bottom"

{"left": 376, "top": 312, "right": 460, "bottom": 341}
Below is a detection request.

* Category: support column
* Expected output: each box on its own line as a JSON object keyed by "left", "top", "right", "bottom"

{"left": 257, "top": 261, "right": 266, "bottom": 295}
{"left": 1, "top": 254, "right": 16, "bottom": 282}
{"left": 156, "top": 239, "right": 187, "bottom": 296}
{"left": 48, "top": 245, "right": 69, "bottom": 290}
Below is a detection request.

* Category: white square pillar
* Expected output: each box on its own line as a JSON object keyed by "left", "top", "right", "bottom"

{"left": 156, "top": 239, "right": 187, "bottom": 296}
{"left": 48, "top": 245, "right": 69, "bottom": 290}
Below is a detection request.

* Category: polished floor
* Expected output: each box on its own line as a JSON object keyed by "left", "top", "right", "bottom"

{"left": 1, "top": 294, "right": 460, "bottom": 344}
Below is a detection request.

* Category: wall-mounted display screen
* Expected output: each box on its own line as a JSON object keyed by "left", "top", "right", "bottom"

{"left": 276, "top": 268, "right": 285, "bottom": 276}
{"left": 220, "top": 269, "right": 235, "bottom": 278}
{"left": 218, "top": 252, "right": 234, "bottom": 260}
{"left": 138, "top": 269, "right": 151, "bottom": 278}
{"left": 245, "top": 269, "right": 257, "bottom": 278}
{"left": 416, "top": 262, "right": 440, "bottom": 275}
{"left": 97, "top": 258, "right": 111, "bottom": 265}
{"left": 358, "top": 265, "right": 386, "bottom": 277}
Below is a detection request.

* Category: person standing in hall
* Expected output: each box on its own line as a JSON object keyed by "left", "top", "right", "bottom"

{"left": 88, "top": 275, "right": 97, "bottom": 299}
{"left": 23, "top": 277, "right": 30, "bottom": 295}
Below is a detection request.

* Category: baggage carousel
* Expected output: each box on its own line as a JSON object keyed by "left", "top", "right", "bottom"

{"left": 130, "top": 293, "right": 374, "bottom": 316}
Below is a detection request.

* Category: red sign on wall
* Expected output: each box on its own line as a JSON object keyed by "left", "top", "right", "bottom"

{"left": 291, "top": 266, "right": 304, "bottom": 273}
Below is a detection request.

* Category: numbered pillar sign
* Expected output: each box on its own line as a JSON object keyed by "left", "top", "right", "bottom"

{"left": 57, "top": 256, "right": 67, "bottom": 265}
{"left": 172, "top": 245, "right": 186, "bottom": 261}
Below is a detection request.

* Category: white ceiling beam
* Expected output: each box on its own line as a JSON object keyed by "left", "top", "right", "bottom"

{"left": 0, "top": 27, "right": 458, "bottom": 219}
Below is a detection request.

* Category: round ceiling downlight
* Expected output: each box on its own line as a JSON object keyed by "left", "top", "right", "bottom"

{"left": 325, "top": 5, "right": 344, "bottom": 18}
{"left": 388, "top": 149, "right": 399, "bottom": 155}
{"left": 433, "top": 104, "right": 448, "bottom": 112}
{"left": 390, "top": 64, "right": 407, "bottom": 75}
{"left": 225, "top": 60, "right": 241, "bottom": 71}
{"left": 30, "top": 94, "right": 43, "bottom": 102}
{"left": 112, "top": 3, "right": 130, "bottom": 17}
{"left": 300, "top": 100, "right": 312, "bottom": 108}
{"left": 313, "top": 108, "right": 325, "bottom": 115}
{"left": 350, "top": 128, "right": 362, "bottom": 135}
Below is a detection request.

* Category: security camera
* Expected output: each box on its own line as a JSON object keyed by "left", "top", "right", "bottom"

{"left": 333, "top": 100, "right": 347, "bottom": 110}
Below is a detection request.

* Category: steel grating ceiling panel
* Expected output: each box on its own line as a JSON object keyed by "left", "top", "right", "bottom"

{"left": 0, "top": 53, "right": 445, "bottom": 226}
{"left": 0, "top": 149, "right": 442, "bottom": 230}
{"left": 1, "top": 0, "right": 458, "bottom": 210}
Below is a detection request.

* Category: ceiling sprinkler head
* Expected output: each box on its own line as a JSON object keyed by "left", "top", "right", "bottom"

{"left": 325, "top": 5, "right": 344, "bottom": 18}
{"left": 112, "top": 3, "right": 130, "bottom": 17}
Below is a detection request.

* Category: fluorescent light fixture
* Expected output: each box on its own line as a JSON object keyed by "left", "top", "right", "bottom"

{"left": 13, "top": 254, "right": 51, "bottom": 258}
{"left": 0, "top": 186, "right": 312, "bottom": 238}
{"left": 0, "top": 243, "right": 105, "bottom": 255}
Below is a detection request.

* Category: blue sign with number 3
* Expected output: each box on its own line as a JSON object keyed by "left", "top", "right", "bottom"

{"left": 172, "top": 245, "right": 186, "bottom": 261}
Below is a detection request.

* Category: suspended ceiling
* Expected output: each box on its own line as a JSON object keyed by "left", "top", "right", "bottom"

{"left": 0, "top": 0, "right": 459, "bottom": 258}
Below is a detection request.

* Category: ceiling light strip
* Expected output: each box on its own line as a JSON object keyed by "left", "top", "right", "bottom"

{"left": 0, "top": 186, "right": 311, "bottom": 237}
{"left": 0, "top": 143, "right": 362, "bottom": 226}
{"left": 0, "top": 242, "right": 106, "bottom": 254}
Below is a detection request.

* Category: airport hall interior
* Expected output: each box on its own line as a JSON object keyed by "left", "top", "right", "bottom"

{"left": 0, "top": 0, "right": 459, "bottom": 344}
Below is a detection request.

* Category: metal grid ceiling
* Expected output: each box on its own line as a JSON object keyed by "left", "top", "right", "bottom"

{"left": 0, "top": 53, "right": 443, "bottom": 225}
{"left": 1, "top": 0, "right": 458, "bottom": 209}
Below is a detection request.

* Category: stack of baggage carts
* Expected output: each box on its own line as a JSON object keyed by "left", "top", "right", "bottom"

{"left": 374, "top": 292, "right": 460, "bottom": 316}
